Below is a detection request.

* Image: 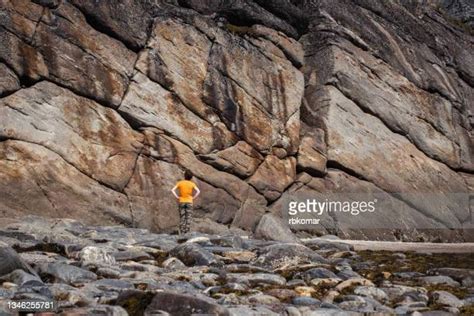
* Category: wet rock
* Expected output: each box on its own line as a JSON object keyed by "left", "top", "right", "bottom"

{"left": 88, "top": 279, "right": 134, "bottom": 292}
{"left": 303, "top": 267, "right": 338, "bottom": 281}
{"left": 306, "top": 308, "right": 353, "bottom": 315}
{"left": 115, "top": 289, "right": 156, "bottom": 316}
{"left": 310, "top": 278, "right": 341, "bottom": 288}
{"left": 210, "top": 236, "right": 245, "bottom": 249}
{"left": 113, "top": 250, "right": 153, "bottom": 262}
{"left": 247, "top": 293, "right": 280, "bottom": 305}
{"left": 206, "top": 282, "right": 249, "bottom": 296}
{"left": 144, "top": 291, "right": 230, "bottom": 316}
{"left": 418, "top": 276, "right": 460, "bottom": 287}
{"left": 49, "top": 282, "right": 95, "bottom": 307}
{"left": 394, "top": 271, "right": 425, "bottom": 279}
{"left": 353, "top": 286, "right": 389, "bottom": 303}
{"left": 394, "top": 301, "right": 428, "bottom": 314}
{"left": 292, "top": 296, "right": 321, "bottom": 306}
{"left": 380, "top": 285, "right": 428, "bottom": 302}
{"left": 162, "top": 257, "right": 186, "bottom": 270}
{"left": 256, "top": 243, "right": 327, "bottom": 267}
{"left": 0, "top": 244, "right": 38, "bottom": 277}
{"left": 337, "top": 269, "right": 362, "bottom": 280}
{"left": 170, "top": 243, "right": 219, "bottom": 266}
{"left": 96, "top": 267, "right": 122, "bottom": 279}
{"left": 286, "top": 279, "right": 307, "bottom": 288}
{"left": 37, "top": 262, "right": 97, "bottom": 285}
{"left": 227, "top": 306, "right": 278, "bottom": 316}
{"left": 59, "top": 305, "right": 128, "bottom": 316}
{"left": 427, "top": 268, "right": 474, "bottom": 282}
{"left": 0, "top": 269, "right": 42, "bottom": 287}
{"left": 225, "top": 264, "right": 270, "bottom": 274}
{"left": 431, "top": 291, "right": 464, "bottom": 308}
{"left": 227, "top": 273, "right": 286, "bottom": 287}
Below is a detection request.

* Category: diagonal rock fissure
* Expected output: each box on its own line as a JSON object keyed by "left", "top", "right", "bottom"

{"left": 29, "top": 170, "right": 60, "bottom": 216}
{"left": 3, "top": 102, "right": 30, "bottom": 117}
{"left": 321, "top": 10, "right": 467, "bottom": 106}
{"left": 68, "top": 3, "right": 141, "bottom": 52}
{"left": 131, "top": 68, "right": 218, "bottom": 127}
{"left": 331, "top": 39, "right": 460, "bottom": 107}
{"left": 30, "top": 6, "right": 46, "bottom": 44}
{"left": 33, "top": 19, "right": 131, "bottom": 83}
{"left": 125, "top": 193, "right": 136, "bottom": 228}
{"left": 0, "top": 137, "right": 126, "bottom": 196}
{"left": 327, "top": 82, "right": 463, "bottom": 171}
{"left": 335, "top": 63, "right": 459, "bottom": 145}
{"left": 122, "top": 148, "right": 144, "bottom": 194}
{"left": 214, "top": 67, "right": 273, "bottom": 119}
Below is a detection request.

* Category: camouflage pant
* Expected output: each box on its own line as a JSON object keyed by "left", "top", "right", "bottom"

{"left": 178, "top": 203, "right": 193, "bottom": 234}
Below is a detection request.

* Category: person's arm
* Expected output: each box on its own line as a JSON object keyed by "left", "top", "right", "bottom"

{"left": 193, "top": 186, "right": 200, "bottom": 199}
{"left": 171, "top": 185, "right": 180, "bottom": 199}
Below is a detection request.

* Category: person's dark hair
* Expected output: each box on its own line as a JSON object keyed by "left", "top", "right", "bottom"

{"left": 184, "top": 170, "right": 193, "bottom": 180}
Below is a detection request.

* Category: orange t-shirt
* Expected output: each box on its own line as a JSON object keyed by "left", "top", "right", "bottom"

{"left": 176, "top": 180, "right": 197, "bottom": 204}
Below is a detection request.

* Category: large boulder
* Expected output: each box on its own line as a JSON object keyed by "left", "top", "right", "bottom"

{"left": 255, "top": 242, "right": 327, "bottom": 266}
{"left": 37, "top": 262, "right": 97, "bottom": 285}
{"left": 170, "top": 243, "right": 219, "bottom": 267}
{"left": 254, "top": 213, "right": 299, "bottom": 243}
{"left": 0, "top": 244, "right": 37, "bottom": 278}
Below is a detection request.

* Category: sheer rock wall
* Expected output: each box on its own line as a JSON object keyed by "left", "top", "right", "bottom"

{"left": 0, "top": 0, "right": 472, "bottom": 240}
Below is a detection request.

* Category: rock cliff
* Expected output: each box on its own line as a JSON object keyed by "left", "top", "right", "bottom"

{"left": 0, "top": 0, "right": 472, "bottom": 241}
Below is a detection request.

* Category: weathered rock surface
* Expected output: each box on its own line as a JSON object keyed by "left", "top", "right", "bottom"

{"left": 0, "top": 0, "right": 472, "bottom": 241}
{"left": 0, "top": 244, "right": 37, "bottom": 277}
{"left": 254, "top": 213, "right": 300, "bottom": 243}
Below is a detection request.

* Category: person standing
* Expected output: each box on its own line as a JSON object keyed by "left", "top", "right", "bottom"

{"left": 171, "top": 170, "right": 200, "bottom": 234}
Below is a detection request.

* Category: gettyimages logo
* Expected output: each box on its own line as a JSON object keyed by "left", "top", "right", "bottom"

{"left": 286, "top": 197, "right": 377, "bottom": 225}
{"left": 282, "top": 192, "right": 472, "bottom": 230}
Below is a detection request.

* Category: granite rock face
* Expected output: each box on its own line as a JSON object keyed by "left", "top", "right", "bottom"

{"left": 0, "top": 0, "right": 472, "bottom": 241}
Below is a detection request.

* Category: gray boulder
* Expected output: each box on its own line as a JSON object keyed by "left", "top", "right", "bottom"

{"left": 170, "top": 243, "right": 219, "bottom": 266}
{"left": 144, "top": 291, "right": 230, "bottom": 316}
{"left": 37, "top": 262, "right": 97, "bottom": 285}
{"left": 254, "top": 213, "right": 300, "bottom": 243}
{"left": 0, "top": 244, "right": 38, "bottom": 277}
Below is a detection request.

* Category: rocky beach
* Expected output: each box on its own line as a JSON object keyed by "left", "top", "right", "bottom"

{"left": 1, "top": 0, "right": 473, "bottom": 315}
{"left": 1, "top": 217, "right": 474, "bottom": 315}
